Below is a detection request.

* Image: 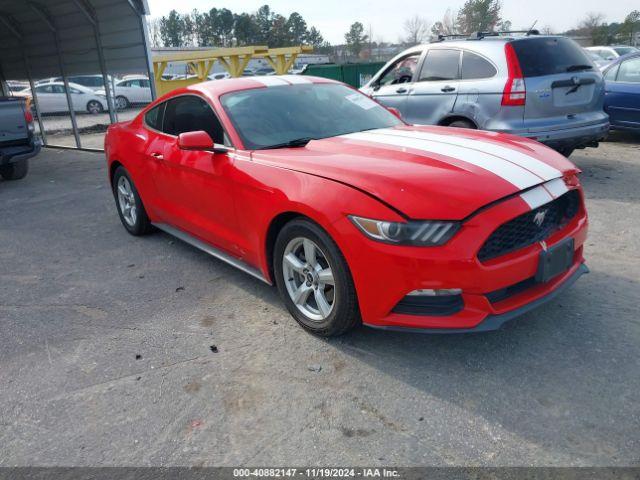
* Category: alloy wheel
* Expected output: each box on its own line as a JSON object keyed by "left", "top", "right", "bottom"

{"left": 282, "top": 237, "right": 336, "bottom": 321}
{"left": 116, "top": 176, "right": 137, "bottom": 227}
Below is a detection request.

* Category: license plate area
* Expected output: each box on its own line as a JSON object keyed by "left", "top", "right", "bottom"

{"left": 536, "top": 238, "right": 574, "bottom": 283}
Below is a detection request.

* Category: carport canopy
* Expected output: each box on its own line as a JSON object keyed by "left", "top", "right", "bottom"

{"left": 0, "top": 0, "right": 155, "bottom": 148}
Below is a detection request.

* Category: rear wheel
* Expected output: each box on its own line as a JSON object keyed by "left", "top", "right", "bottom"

{"left": 557, "top": 148, "right": 575, "bottom": 158}
{"left": 112, "top": 166, "right": 153, "bottom": 236}
{"left": 274, "top": 219, "right": 360, "bottom": 337}
{"left": 447, "top": 119, "right": 476, "bottom": 129}
{"left": 115, "top": 96, "right": 129, "bottom": 110}
{"left": 0, "top": 159, "right": 29, "bottom": 180}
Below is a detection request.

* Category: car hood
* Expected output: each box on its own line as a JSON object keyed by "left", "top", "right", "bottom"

{"left": 251, "top": 125, "right": 578, "bottom": 220}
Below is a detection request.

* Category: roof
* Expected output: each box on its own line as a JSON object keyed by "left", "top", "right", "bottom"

{"left": 181, "top": 75, "right": 340, "bottom": 99}
{"left": 0, "top": 0, "right": 151, "bottom": 80}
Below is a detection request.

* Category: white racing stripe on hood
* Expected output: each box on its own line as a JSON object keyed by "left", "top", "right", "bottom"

{"left": 253, "top": 77, "right": 290, "bottom": 87}
{"left": 374, "top": 128, "right": 562, "bottom": 181}
{"left": 342, "top": 130, "right": 542, "bottom": 190}
{"left": 520, "top": 185, "right": 554, "bottom": 209}
{"left": 544, "top": 177, "right": 569, "bottom": 197}
{"left": 520, "top": 178, "right": 570, "bottom": 209}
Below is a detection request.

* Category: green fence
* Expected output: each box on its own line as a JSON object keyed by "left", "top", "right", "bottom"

{"left": 302, "top": 62, "right": 386, "bottom": 88}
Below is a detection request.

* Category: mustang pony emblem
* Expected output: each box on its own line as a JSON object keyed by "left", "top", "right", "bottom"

{"left": 533, "top": 209, "right": 548, "bottom": 227}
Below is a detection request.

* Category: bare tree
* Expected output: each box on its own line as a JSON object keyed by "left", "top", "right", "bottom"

{"left": 431, "top": 8, "right": 460, "bottom": 38}
{"left": 403, "top": 15, "right": 430, "bottom": 45}
{"left": 578, "top": 12, "right": 606, "bottom": 44}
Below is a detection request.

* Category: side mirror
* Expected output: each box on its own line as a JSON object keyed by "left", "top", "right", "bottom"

{"left": 387, "top": 107, "right": 403, "bottom": 120}
{"left": 178, "top": 131, "right": 214, "bottom": 151}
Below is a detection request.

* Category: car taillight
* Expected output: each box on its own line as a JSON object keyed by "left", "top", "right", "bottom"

{"left": 24, "top": 109, "right": 33, "bottom": 124}
{"left": 502, "top": 43, "right": 526, "bottom": 106}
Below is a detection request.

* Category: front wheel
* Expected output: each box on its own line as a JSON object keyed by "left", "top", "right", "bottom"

{"left": 115, "top": 96, "right": 129, "bottom": 110}
{"left": 112, "top": 166, "right": 153, "bottom": 236}
{"left": 87, "top": 100, "right": 103, "bottom": 114}
{"left": 274, "top": 219, "right": 360, "bottom": 337}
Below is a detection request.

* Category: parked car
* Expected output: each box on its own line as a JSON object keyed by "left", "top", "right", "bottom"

{"left": 584, "top": 49, "right": 611, "bottom": 69}
{"left": 361, "top": 34, "right": 610, "bottom": 157}
{"left": 6, "top": 81, "right": 29, "bottom": 93}
{"left": 585, "top": 45, "right": 639, "bottom": 63}
{"left": 253, "top": 67, "right": 276, "bottom": 76}
{"left": 208, "top": 72, "right": 231, "bottom": 81}
{"left": 35, "top": 74, "right": 113, "bottom": 91}
{"left": 96, "top": 77, "right": 152, "bottom": 109}
{"left": 105, "top": 76, "right": 588, "bottom": 336}
{"left": 0, "top": 96, "right": 40, "bottom": 180}
{"left": 15, "top": 82, "right": 107, "bottom": 115}
{"left": 603, "top": 52, "right": 640, "bottom": 131}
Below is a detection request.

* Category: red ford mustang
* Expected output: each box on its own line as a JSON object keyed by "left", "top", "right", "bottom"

{"left": 105, "top": 75, "right": 588, "bottom": 336}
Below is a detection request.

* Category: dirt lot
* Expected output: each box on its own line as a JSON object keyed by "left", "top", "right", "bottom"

{"left": 0, "top": 136, "right": 639, "bottom": 466}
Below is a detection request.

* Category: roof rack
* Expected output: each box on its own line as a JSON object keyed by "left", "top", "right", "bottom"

{"left": 434, "top": 30, "right": 540, "bottom": 42}
{"left": 468, "top": 30, "right": 540, "bottom": 40}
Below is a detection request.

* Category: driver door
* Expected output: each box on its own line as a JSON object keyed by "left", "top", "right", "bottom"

{"left": 154, "top": 94, "right": 239, "bottom": 254}
{"left": 365, "top": 52, "right": 421, "bottom": 114}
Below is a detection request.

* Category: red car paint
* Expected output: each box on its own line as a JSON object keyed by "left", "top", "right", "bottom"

{"left": 105, "top": 76, "right": 588, "bottom": 331}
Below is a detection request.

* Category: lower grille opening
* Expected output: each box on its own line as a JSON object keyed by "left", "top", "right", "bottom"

{"left": 392, "top": 294, "right": 464, "bottom": 316}
{"left": 486, "top": 277, "right": 538, "bottom": 304}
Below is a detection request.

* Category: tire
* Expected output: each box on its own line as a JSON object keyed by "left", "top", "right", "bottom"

{"left": 115, "top": 96, "right": 129, "bottom": 110}
{"left": 274, "top": 218, "right": 360, "bottom": 337}
{"left": 0, "top": 158, "right": 29, "bottom": 180}
{"left": 557, "top": 148, "right": 575, "bottom": 158}
{"left": 447, "top": 119, "right": 476, "bottom": 129}
{"left": 112, "top": 166, "right": 153, "bottom": 236}
{"left": 87, "top": 100, "right": 103, "bottom": 114}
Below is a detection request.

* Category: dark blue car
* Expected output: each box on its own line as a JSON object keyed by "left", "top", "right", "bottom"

{"left": 603, "top": 53, "right": 640, "bottom": 131}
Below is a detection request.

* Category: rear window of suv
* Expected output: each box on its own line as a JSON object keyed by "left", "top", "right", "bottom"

{"left": 510, "top": 37, "right": 592, "bottom": 77}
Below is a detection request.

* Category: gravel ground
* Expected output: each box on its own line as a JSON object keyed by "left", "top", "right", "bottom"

{"left": 0, "top": 136, "right": 639, "bottom": 466}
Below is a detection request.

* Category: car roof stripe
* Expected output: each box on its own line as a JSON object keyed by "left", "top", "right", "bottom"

{"left": 374, "top": 128, "right": 562, "bottom": 181}
{"left": 251, "top": 77, "right": 290, "bottom": 87}
{"left": 342, "top": 130, "right": 542, "bottom": 190}
{"left": 520, "top": 185, "right": 554, "bottom": 209}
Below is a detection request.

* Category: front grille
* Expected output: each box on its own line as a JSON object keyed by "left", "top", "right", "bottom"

{"left": 392, "top": 294, "right": 464, "bottom": 316}
{"left": 478, "top": 189, "right": 580, "bottom": 262}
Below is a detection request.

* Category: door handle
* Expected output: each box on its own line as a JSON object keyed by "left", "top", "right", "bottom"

{"left": 396, "top": 87, "right": 408, "bottom": 94}
{"left": 150, "top": 152, "right": 163, "bottom": 160}
{"left": 441, "top": 86, "right": 456, "bottom": 93}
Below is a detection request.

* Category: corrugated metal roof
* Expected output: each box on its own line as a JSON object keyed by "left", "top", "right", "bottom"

{"left": 0, "top": 0, "right": 151, "bottom": 79}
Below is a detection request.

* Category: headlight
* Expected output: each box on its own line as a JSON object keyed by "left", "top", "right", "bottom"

{"left": 349, "top": 216, "right": 460, "bottom": 246}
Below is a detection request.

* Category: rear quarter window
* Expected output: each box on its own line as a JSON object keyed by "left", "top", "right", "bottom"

{"left": 461, "top": 51, "right": 497, "bottom": 79}
{"left": 144, "top": 103, "right": 164, "bottom": 131}
{"left": 510, "top": 38, "right": 592, "bottom": 77}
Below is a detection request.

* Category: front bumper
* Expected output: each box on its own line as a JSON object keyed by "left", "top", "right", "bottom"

{"left": 337, "top": 187, "right": 589, "bottom": 331}
{"left": 367, "top": 263, "right": 588, "bottom": 333}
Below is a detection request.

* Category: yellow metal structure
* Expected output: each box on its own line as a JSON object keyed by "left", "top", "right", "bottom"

{"left": 152, "top": 45, "right": 313, "bottom": 96}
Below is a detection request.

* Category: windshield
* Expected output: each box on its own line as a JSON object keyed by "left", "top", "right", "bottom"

{"left": 220, "top": 83, "right": 402, "bottom": 150}
{"left": 613, "top": 46, "right": 638, "bottom": 56}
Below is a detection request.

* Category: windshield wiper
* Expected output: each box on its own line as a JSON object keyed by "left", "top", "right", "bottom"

{"left": 260, "top": 137, "right": 315, "bottom": 150}
{"left": 566, "top": 64, "right": 593, "bottom": 72}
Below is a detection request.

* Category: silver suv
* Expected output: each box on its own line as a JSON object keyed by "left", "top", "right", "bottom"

{"left": 361, "top": 33, "right": 609, "bottom": 156}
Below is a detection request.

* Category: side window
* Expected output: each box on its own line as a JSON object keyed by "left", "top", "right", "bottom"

{"left": 36, "top": 85, "right": 53, "bottom": 94}
{"left": 144, "top": 103, "right": 164, "bottom": 131}
{"left": 69, "top": 87, "right": 82, "bottom": 94}
{"left": 141, "top": 80, "right": 150, "bottom": 88}
{"left": 377, "top": 54, "right": 420, "bottom": 86}
{"left": 418, "top": 49, "right": 460, "bottom": 82}
{"left": 461, "top": 51, "right": 497, "bottom": 80}
{"left": 604, "top": 64, "right": 619, "bottom": 81}
{"left": 52, "top": 85, "right": 66, "bottom": 94}
{"left": 162, "top": 95, "right": 225, "bottom": 144}
{"left": 617, "top": 58, "right": 640, "bottom": 83}
{"left": 119, "top": 81, "right": 130, "bottom": 87}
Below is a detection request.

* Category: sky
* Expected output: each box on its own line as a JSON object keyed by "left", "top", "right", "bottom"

{"left": 147, "top": 0, "right": 638, "bottom": 44}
